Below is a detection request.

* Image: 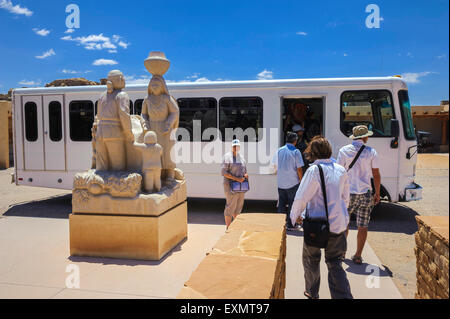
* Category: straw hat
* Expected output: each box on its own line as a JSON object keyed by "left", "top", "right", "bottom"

{"left": 350, "top": 125, "right": 373, "bottom": 139}
{"left": 144, "top": 51, "right": 170, "bottom": 76}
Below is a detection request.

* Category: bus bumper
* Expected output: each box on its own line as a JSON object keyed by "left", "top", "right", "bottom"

{"left": 404, "top": 182, "right": 423, "bottom": 201}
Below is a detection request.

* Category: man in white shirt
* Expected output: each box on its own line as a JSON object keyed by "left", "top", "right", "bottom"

{"left": 290, "top": 136, "right": 353, "bottom": 299}
{"left": 337, "top": 125, "right": 381, "bottom": 265}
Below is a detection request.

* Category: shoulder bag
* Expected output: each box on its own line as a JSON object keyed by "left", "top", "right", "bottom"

{"left": 302, "top": 164, "right": 330, "bottom": 248}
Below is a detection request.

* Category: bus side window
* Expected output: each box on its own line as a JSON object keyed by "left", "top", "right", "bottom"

{"left": 69, "top": 101, "right": 94, "bottom": 142}
{"left": 48, "top": 101, "right": 62, "bottom": 142}
{"left": 24, "top": 102, "right": 38, "bottom": 142}
{"left": 219, "top": 97, "right": 263, "bottom": 142}
{"left": 340, "top": 90, "right": 395, "bottom": 137}
{"left": 134, "top": 99, "right": 143, "bottom": 116}
{"left": 129, "top": 100, "right": 133, "bottom": 114}
{"left": 176, "top": 98, "right": 217, "bottom": 142}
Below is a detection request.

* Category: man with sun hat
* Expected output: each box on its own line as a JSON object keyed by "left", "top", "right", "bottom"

{"left": 337, "top": 125, "right": 381, "bottom": 265}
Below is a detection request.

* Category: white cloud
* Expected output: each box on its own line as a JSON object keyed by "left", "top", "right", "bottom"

{"left": 257, "top": 69, "right": 273, "bottom": 80}
{"left": 92, "top": 59, "right": 118, "bottom": 66}
{"left": 343, "top": 53, "right": 348, "bottom": 57}
{"left": 118, "top": 41, "right": 130, "bottom": 49}
{"left": 19, "top": 79, "right": 41, "bottom": 86}
{"left": 33, "top": 28, "right": 50, "bottom": 37}
{"left": 36, "top": 48, "right": 55, "bottom": 59}
{"left": 401, "top": 71, "right": 436, "bottom": 84}
{"left": 61, "top": 33, "right": 130, "bottom": 52}
{"left": 62, "top": 69, "right": 92, "bottom": 74}
{"left": 194, "top": 77, "right": 210, "bottom": 82}
{"left": 124, "top": 75, "right": 151, "bottom": 85}
{"left": 186, "top": 73, "right": 200, "bottom": 79}
{"left": 62, "top": 69, "right": 78, "bottom": 74}
{"left": 0, "top": 0, "right": 32, "bottom": 16}
{"left": 406, "top": 52, "right": 414, "bottom": 58}
{"left": 296, "top": 31, "right": 307, "bottom": 36}
{"left": 64, "top": 28, "right": 75, "bottom": 34}
{"left": 437, "top": 54, "right": 447, "bottom": 59}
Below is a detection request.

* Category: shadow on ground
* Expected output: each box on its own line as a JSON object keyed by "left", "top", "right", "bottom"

{"left": 349, "top": 201, "right": 419, "bottom": 235}
{"left": 3, "top": 194, "right": 72, "bottom": 219}
{"left": 3, "top": 195, "right": 418, "bottom": 235}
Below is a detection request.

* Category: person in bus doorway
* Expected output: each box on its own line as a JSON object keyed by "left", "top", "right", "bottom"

{"left": 337, "top": 125, "right": 381, "bottom": 265}
{"left": 290, "top": 136, "right": 353, "bottom": 299}
{"left": 221, "top": 139, "right": 248, "bottom": 229}
{"left": 271, "top": 132, "right": 304, "bottom": 231}
{"left": 292, "top": 124, "right": 310, "bottom": 173}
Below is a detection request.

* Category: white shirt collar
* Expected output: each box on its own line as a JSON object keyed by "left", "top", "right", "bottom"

{"left": 352, "top": 140, "right": 365, "bottom": 147}
{"left": 313, "top": 158, "right": 333, "bottom": 165}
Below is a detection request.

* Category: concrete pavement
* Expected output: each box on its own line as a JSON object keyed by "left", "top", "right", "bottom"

{"left": 0, "top": 202, "right": 402, "bottom": 299}
{"left": 285, "top": 229, "right": 403, "bottom": 299}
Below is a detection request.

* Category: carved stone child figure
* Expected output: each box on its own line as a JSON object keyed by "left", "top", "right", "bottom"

{"left": 134, "top": 131, "right": 163, "bottom": 193}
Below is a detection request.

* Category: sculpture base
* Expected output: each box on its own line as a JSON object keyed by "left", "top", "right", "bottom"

{"left": 69, "top": 201, "right": 187, "bottom": 261}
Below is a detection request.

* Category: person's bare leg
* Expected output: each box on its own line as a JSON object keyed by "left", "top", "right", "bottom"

{"left": 355, "top": 227, "right": 368, "bottom": 257}
{"left": 225, "top": 216, "right": 233, "bottom": 229}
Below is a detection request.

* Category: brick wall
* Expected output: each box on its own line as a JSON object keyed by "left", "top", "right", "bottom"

{"left": 177, "top": 213, "right": 286, "bottom": 299}
{"left": 415, "top": 216, "right": 449, "bottom": 299}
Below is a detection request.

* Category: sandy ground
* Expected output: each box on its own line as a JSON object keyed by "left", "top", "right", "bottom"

{"left": 366, "top": 153, "right": 449, "bottom": 299}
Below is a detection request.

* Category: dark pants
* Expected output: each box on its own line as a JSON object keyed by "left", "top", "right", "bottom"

{"left": 278, "top": 184, "right": 300, "bottom": 228}
{"left": 303, "top": 232, "right": 353, "bottom": 299}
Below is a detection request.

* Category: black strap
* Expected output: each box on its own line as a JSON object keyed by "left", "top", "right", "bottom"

{"left": 317, "top": 164, "right": 329, "bottom": 226}
{"left": 348, "top": 145, "right": 366, "bottom": 170}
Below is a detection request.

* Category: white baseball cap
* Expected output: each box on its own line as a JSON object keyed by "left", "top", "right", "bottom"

{"left": 231, "top": 139, "right": 241, "bottom": 146}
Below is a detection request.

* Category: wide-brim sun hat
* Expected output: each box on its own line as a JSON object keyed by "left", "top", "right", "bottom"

{"left": 144, "top": 51, "right": 170, "bottom": 76}
{"left": 350, "top": 125, "right": 374, "bottom": 139}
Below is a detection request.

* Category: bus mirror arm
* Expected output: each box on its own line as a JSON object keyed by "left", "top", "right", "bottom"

{"left": 406, "top": 145, "right": 418, "bottom": 160}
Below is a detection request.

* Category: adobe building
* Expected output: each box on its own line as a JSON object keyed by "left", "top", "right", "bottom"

{"left": 412, "top": 101, "right": 449, "bottom": 153}
{"left": 0, "top": 100, "right": 13, "bottom": 169}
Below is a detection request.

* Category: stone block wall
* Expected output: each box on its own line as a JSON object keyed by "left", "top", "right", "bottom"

{"left": 177, "top": 213, "right": 286, "bottom": 299}
{"left": 415, "top": 216, "right": 449, "bottom": 299}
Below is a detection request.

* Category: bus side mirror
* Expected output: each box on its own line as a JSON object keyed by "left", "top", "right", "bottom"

{"left": 391, "top": 119, "right": 400, "bottom": 138}
{"left": 390, "top": 119, "right": 400, "bottom": 149}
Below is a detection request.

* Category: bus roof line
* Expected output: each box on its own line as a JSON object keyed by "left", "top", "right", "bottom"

{"left": 13, "top": 77, "right": 405, "bottom": 95}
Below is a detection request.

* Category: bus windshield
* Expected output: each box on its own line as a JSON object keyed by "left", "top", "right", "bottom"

{"left": 398, "top": 90, "right": 416, "bottom": 140}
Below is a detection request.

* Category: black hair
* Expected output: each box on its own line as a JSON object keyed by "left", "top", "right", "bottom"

{"left": 286, "top": 131, "right": 298, "bottom": 144}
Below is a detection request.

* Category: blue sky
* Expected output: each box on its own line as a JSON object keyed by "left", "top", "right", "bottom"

{"left": 0, "top": 0, "right": 448, "bottom": 105}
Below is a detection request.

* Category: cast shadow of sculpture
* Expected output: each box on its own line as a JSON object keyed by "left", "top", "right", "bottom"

{"left": 3, "top": 194, "right": 72, "bottom": 219}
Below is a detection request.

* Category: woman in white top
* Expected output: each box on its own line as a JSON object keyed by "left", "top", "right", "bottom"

{"left": 290, "top": 136, "right": 353, "bottom": 299}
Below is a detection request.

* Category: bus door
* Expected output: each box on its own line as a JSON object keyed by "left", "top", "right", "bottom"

{"left": 22, "top": 96, "right": 44, "bottom": 170}
{"left": 43, "top": 95, "right": 66, "bottom": 171}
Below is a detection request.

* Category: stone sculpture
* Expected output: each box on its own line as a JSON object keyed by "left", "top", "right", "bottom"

{"left": 134, "top": 131, "right": 163, "bottom": 193}
{"left": 70, "top": 52, "right": 187, "bottom": 261}
{"left": 141, "top": 51, "right": 179, "bottom": 181}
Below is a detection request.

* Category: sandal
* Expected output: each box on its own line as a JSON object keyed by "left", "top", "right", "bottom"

{"left": 351, "top": 255, "right": 363, "bottom": 265}
{"left": 304, "top": 291, "right": 319, "bottom": 299}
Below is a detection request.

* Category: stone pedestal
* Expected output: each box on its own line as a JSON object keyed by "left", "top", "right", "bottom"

{"left": 69, "top": 171, "right": 187, "bottom": 261}
{"left": 69, "top": 201, "right": 187, "bottom": 260}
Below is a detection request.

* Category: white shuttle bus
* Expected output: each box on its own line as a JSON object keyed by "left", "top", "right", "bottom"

{"left": 12, "top": 76, "right": 422, "bottom": 202}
